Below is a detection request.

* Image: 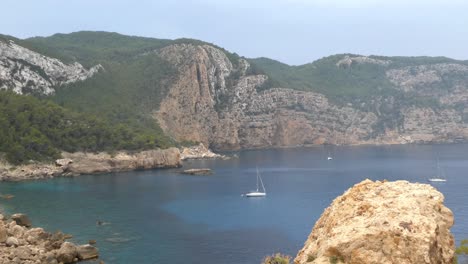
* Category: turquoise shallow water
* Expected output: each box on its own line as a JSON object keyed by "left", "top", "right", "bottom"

{"left": 0, "top": 144, "right": 467, "bottom": 264}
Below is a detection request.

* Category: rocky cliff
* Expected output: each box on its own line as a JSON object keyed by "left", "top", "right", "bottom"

{"left": 295, "top": 179, "right": 455, "bottom": 264}
{"left": 155, "top": 45, "right": 468, "bottom": 150}
{"left": 0, "top": 39, "right": 101, "bottom": 95}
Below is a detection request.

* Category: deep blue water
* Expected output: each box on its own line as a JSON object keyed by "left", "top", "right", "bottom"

{"left": 0, "top": 144, "right": 467, "bottom": 264}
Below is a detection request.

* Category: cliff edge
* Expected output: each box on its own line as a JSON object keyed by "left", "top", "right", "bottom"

{"left": 295, "top": 179, "right": 455, "bottom": 264}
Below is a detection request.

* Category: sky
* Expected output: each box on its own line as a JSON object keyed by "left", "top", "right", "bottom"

{"left": 2, "top": 0, "right": 468, "bottom": 65}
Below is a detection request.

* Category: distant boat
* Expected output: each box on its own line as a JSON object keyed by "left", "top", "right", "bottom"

{"left": 244, "top": 167, "right": 266, "bottom": 197}
{"left": 327, "top": 156, "right": 333, "bottom": 161}
{"left": 428, "top": 158, "right": 447, "bottom": 182}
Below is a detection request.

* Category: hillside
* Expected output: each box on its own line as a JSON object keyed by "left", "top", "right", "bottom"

{"left": 0, "top": 91, "right": 173, "bottom": 164}
{"left": 2, "top": 31, "right": 468, "bottom": 163}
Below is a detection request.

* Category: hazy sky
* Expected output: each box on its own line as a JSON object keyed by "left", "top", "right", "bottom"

{"left": 2, "top": 0, "right": 467, "bottom": 65}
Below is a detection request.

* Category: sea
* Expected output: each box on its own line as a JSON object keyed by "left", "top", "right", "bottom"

{"left": 0, "top": 144, "right": 467, "bottom": 264}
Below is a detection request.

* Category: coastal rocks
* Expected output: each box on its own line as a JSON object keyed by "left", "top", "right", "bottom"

{"left": 56, "top": 242, "right": 78, "bottom": 263}
{"left": 0, "top": 214, "right": 98, "bottom": 263}
{"left": 11, "top": 213, "right": 31, "bottom": 227}
{"left": 0, "top": 148, "right": 182, "bottom": 181}
{"left": 0, "top": 40, "right": 102, "bottom": 95}
{"left": 0, "top": 223, "right": 7, "bottom": 243}
{"left": 180, "top": 143, "right": 226, "bottom": 160}
{"left": 76, "top": 244, "right": 99, "bottom": 260}
{"left": 5, "top": 237, "right": 19, "bottom": 247}
{"left": 0, "top": 162, "right": 64, "bottom": 181}
{"left": 294, "top": 179, "right": 455, "bottom": 264}
{"left": 63, "top": 147, "right": 181, "bottom": 174}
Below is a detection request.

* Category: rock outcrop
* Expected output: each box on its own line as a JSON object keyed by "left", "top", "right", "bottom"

{"left": 180, "top": 143, "right": 226, "bottom": 160}
{"left": 0, "top": 39, "right": 102, "bottom": 95}
{"left": 0, "top": 213, "right": 98, "bottom": 263}
{"left": 295, "top": 180, "right": 455, "bottom": 264}
{"left": 0, "top": 148, "right": 181, "bottom": 181}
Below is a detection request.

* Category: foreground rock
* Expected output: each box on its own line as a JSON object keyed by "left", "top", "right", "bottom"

{"left": 0, "top": 148, "right": 181, "bottom": 181}
{"left": 295, "top": 179, "right": 455, "bottom": 264}
{"left": 0, "top": 213, "right": 98, "bottom": 263}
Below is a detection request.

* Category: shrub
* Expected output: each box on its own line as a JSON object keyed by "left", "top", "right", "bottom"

{"left": 262, "top": 253, "right": 291, "bottom": 264}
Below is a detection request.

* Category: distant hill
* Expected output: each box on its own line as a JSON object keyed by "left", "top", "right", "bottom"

{"left": 2, "top": 31, "right": 468, "bottom": 163}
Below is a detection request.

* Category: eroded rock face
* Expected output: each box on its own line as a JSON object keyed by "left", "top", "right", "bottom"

{"left": 155, "top": 45, "right": 468, "bottom": 150}
{"left": 0, "top": 40, "right": 102, "bottom": 95}
{"left": 155, "top": 44, "right": 379, "bottom": 150}
{"left": 295, "top": 180, "right": 455, "bottom": 264}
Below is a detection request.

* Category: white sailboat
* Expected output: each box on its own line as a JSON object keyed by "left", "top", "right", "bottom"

{"left": 428, "top": 158, "right": 447, "bottom": 182}
{"left": 244, "top": 167, "right": 266, "bottom": 197}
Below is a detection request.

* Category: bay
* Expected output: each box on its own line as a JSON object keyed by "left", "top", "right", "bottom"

{"left": 0, "top": 144, "right": 467, "bottom": 264}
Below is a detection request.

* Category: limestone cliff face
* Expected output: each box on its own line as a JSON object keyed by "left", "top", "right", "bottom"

{"left": 155, "top": 44, "right": 378, "bottom": 150}
{"left": 155, "top": 47, "right": 468, "bottom": 149}
{"left": 295, "top": 179, "right": 455, "bottom": 264}
{"left": 0, "top": 40, "right": 102, "bottom": 95}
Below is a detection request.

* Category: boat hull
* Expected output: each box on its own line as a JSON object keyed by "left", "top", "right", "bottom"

{"left": 245, "top": 192, "right": 266, "bottom": 197}
{"left": 428, "top": 179, "right": 447, "bottom": 182}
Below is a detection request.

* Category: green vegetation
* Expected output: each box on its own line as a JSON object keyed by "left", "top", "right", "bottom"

{"left": 3, "top": 31, "right": 251, "bottom": 164}
{"left": 0, "top": 91, "right": 173, "bottom": 164}
{"left": 26, "top": 31, "right": 246, "bottom": 125}
{"left": 307, "top": 254, "right": 316, "bottom": 262}
{"left": 4, "top": 31, "right": 468, "bottom": 164}
{"left": 249, "top": 55, "right": 397, "bottom": 99}
{"left": 455, "top": 239, "right": 468, "bottom": 264}
{"left": 329, "top": 255, "right": 345, "bottom": 264}
{"left": 249, "top": 54, "right": 467, "bottom": 104}
{"left": 261, "top": 253, "right": 291, "bottom": 264}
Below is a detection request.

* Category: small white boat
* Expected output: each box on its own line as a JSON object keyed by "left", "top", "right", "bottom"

{"left": 327, "top": 156, "right": 333, "bottom": 161}
{"left": 428, "top": 158, "right": 447, "bottom": 183}
{"left": 245, "top": 167, "right": 266, "bottom": 197}
{"left": 428, "top": 178, "right": 447, "bottom": 182}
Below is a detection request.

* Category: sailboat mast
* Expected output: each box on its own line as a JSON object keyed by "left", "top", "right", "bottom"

{"left": 256, "top": 167, "right": 259, "bottom": 192}
{"left": 259, "top": 172, "right": 266, "bottom": 193}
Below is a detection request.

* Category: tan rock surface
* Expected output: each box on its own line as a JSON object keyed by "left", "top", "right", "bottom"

{"left": 0, "top": 148, "right": 181, "bottom": 181}
{"left": 180, "top": 143, "right": 225, "bottom": 160}
{"left": 295, "top": 179, "right": 455, "bottom": 264}
{"left": 0, "top": 214, "right": 97, "bottom": 263}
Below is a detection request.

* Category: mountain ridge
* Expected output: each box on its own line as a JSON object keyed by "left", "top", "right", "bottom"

{"left": 1, "top": 31, "right": 468, "bottom": 163}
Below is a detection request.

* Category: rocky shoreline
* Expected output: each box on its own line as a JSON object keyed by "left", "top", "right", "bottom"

{"left": 0, "top": 148, "right": 181, "bottom": 181}
{"left": 0, "top": 213, "right": 98, "bottom": 264}
{"left": 0, "top": 144, "right": 230, "bottom": 182}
